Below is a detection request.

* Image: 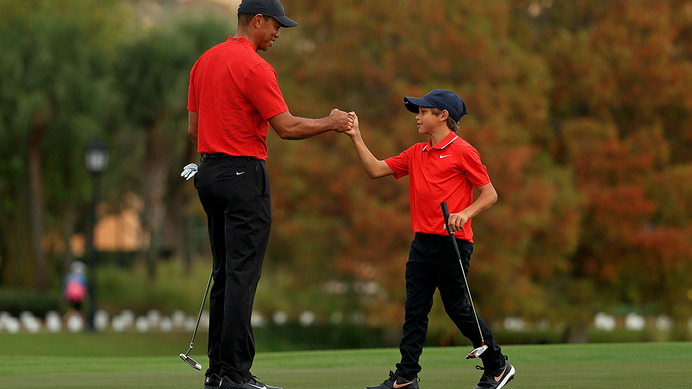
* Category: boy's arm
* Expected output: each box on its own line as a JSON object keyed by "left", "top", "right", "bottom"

{"left": 447, "top": 182, "right": 498, "bottom": 233}
{"left": 345, "top": 113, "right": 394, "bottom": 178}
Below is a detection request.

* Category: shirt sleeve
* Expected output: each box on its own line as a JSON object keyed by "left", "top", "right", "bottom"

{"left": 244, "top": 62, "right": 289, "bottom": 120}
{"left": 385, "top": 145, "right": 414, "bottom": 179}
{"left": 460, "top": 145, "right": 491, "bottom": 187}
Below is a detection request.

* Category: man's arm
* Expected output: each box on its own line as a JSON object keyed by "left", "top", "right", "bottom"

{"left": 188, "top": 111, "right": 198, "bottom": 147}
{"left": 345, "top": 113, "right": 394, "bottom": 179}
{"left": 446, "top": 182, "right": 498, "bottom": 233}
{"left": 269, "top": 109, "right": 353, "bottom": 140}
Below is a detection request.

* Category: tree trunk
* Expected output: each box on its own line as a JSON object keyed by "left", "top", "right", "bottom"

{"left": 62, "top": 201, "right": 76, "bottom": 271}
{"left": 167, "top": 140, "right": 198, "bottom": 275}
{"left": 28, "top": 129, "right": 47, "bottom": 290}
{"left": 564, "top": 323, "right": 589, "bottom": 344}
{"left": 140, "top": 119, "right": 173, "bottom": 280}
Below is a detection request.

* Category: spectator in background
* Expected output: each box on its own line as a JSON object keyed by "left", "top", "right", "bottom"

{"left": 62, "top": 261, "right": 88, "bottom": 324}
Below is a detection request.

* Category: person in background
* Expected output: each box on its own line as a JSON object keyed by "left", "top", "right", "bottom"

{"left": 62, "top": 261, "right": 88, "bottom": 325}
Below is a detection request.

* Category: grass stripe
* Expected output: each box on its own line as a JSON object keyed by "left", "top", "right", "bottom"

{"left": 1, "top": 334, "right": 690, "bottom": 388}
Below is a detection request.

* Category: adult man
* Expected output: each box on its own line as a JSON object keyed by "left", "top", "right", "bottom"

{"left": 185, "top": 1, "right": 354, "bottom": 388}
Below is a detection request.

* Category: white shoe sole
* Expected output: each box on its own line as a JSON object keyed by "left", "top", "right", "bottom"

{"left": 496, "top": 364, "right": 516, "bottom": 388}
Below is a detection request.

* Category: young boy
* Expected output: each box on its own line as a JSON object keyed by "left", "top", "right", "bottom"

{"left": 346, "top": 89, "right": 515, "bottom": 389}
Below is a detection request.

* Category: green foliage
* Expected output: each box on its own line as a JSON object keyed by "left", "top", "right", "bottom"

{"left": 0, "top": 1, "right": 125, "bottom": 289}
{"left": 0, "top": 288, "right": 61, "bottom": 316}
{"left": 96, "top": 261, "right": 211, "bottom": 315}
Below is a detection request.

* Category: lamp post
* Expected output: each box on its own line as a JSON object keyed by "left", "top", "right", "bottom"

{"left": 85, "top": 138, "right": 108, "bottom": 331}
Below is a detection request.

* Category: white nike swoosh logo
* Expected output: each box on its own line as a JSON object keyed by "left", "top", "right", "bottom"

{"left": 236, "top": 171, "right": 246, "bottom": 175}
{"left": 248, "top": 385, "right": 266, "bottom": 389}
{"left": 440, "top": 155, "right": 452, "bottom": 159}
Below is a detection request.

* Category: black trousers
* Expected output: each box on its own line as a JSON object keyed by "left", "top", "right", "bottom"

{"left": 395, "top": 233, "right": 504, "bottom": 380}
{"left": 195, "top": 154, "right": 271, "bottom": 382}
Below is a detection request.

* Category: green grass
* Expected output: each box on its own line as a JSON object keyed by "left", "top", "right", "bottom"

{"left": 1, "top": 333, "right": 690, "bottom": 388}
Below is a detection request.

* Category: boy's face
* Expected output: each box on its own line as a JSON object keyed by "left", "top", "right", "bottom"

{"left": 416, "top": 107, "right": 444, "bottom": 135}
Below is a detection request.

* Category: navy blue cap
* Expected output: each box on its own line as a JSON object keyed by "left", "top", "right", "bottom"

{"left": 404, "top": 89, "right": 468, "bottom": 122}
{"left": 238, "top": 0, "right": 297, "bottom": 28}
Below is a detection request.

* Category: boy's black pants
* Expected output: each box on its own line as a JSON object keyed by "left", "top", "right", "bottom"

{"left": 395, "top": 233, "right": 505, "bottom": 380}
{"left": 195, "top": 154, "right": 271, "bottom": 383}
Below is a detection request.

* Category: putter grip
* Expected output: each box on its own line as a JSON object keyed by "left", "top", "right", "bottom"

{"left": 441, "top": 202, "right": 451, "bottom": 234}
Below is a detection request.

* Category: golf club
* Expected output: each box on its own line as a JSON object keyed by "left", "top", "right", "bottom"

{"left": 179, "top": 268, "right": 213, "bottom": 370}
{"left": 441, "top": 202, "right": 488, "bottom": 359}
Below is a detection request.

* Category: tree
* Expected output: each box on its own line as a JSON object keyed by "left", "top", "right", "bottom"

{"left": 526, "top": 0, "right": 692, "bottom": 339}
{"left": 114, "top": 16, "right": 231, "bottom": 279}
{"left": 0, "top": 1, "right": 124, "bottom": 289}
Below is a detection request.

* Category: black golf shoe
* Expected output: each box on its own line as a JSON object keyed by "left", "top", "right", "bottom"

{"left": 365, "top": 370, "right": 419, "bottom": 389}
{"left": 204, "top": 373, "right": 221, "bottom": 389}
{"left": 220, "top": 375, "right": 282, "bottom": 389}
{"left": 473, "top": 358, "right": 515, "bottom": 389}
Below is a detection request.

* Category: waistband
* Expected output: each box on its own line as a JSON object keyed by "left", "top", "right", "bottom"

{"left": 200, "top": 153, "right": 262, "bottom": 163}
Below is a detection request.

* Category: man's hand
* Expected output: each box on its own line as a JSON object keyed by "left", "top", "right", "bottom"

{"left": 329, "top": 108, "right": 354, "bottom": 133}
{"left": 181, "top": 163, "right": 198, "bottom": 180}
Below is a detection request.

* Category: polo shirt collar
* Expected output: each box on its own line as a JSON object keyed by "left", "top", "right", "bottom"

{"left": 228, "top": 36, "right": 255, "bottom": 50}
{"left": 423, "top": 132, "right": 459, "bottom": 151}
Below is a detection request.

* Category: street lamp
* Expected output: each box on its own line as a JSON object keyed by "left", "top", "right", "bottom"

{"left": 85, "top": 139, "right": 109, "bottom": 174}
{"left": 85, "top": 138, "right": 108, "bottom": 331}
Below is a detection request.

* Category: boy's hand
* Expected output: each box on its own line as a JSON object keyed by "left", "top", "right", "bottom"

{"left": 344, "top": 111, "right": 360, "bottom": 138}
{"left": 445, "top": 212, "right": 470, "bottom": 234}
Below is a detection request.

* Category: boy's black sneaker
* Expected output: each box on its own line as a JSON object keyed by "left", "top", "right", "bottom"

{"left": 220, "top": 375, "right": 282, "bottom": 389}
{"left": 365, "top": 371, "right": 419, "bottom": 389}
{"left": 473, "top": 358, "right": 515, "bottom": 389}
{"left": 204, "top": 373, "right": 221, "bottom": 389}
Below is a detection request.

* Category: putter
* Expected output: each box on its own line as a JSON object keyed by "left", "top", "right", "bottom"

{"left": 179, "top": 268, "right": 213, "bottom": 370}
{"left": 441, "top": 202, "right": 488, "bottom": 359}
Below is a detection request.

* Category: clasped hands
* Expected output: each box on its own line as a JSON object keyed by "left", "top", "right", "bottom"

{"left": 329, "top": 108, "right": 357, "bottom": 134}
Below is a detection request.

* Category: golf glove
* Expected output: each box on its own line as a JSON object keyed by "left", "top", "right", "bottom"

{"left": 181, "top": 163, "right": 198, "bottom": 180}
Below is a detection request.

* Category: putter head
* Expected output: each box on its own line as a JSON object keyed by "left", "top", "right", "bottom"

{"left": 180, "top": 353, "right": 202, "bottom": 370}
{"left": 466, "top": 344, "right": 488, "bottom": 359}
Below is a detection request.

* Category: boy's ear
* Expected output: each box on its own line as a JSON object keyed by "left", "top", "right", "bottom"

{"left": 440, "top": 110, "right": 449, "bottom": 121}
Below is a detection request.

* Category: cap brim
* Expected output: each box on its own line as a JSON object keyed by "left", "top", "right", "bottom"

{"left": 274, "top": 15, "right": 297, "bottom": 28}
{"left": 403, "top": 96, "right": 431, "bottom": 114}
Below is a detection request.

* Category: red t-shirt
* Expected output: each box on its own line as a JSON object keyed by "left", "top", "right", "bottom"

{"left": 187, "top": 37, "right": 289, "bottom": 160}
{"left": 385, "top": 132, "right": 491, "bottom": 243}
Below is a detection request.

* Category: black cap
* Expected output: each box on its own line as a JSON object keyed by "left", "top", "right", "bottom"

{"left": 238, "top": 0, "right": 298, "bottom": 28}
{"left": 404, "top": 89, "right": 468, "bottom": 123}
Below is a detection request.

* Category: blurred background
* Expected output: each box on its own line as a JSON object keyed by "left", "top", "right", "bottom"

{"left": 1, "top": 0, "right": 692, "bottom": 349}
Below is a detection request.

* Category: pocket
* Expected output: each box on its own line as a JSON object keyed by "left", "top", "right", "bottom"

{"left": 258, "top": 163, "right": 270, "bottom": 197}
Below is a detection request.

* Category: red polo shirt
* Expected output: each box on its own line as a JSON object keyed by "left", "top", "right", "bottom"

{"left": 188, "top": 37, "right": 289, "bottom": 160}
{"left": 385, "top": 132, "right": 491, "bottom": 242}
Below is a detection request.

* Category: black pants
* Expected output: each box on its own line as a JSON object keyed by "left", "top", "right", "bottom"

{"left": 195, "top": 154, "right": 271, "bottom": 382}
{"left": 395, "top": 233, "right": 505, "bottom": 380}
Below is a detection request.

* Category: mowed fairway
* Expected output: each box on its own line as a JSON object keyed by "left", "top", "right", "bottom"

{"left": 0, "top": 333, "right": 690, "bottom": 388}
